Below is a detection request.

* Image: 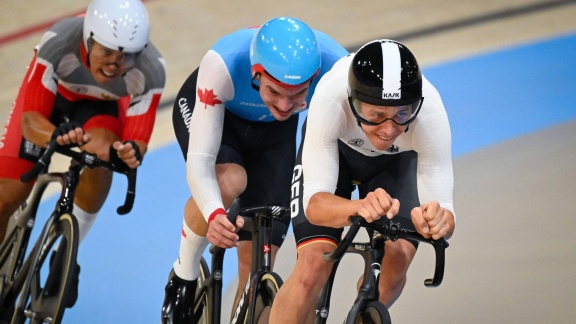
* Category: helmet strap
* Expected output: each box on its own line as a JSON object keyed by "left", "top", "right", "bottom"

{"left": 81, "top": 36, "right": 92, "bottom": 68}
{"left": 251, "top": 73, "right": 261, "bottom": 92}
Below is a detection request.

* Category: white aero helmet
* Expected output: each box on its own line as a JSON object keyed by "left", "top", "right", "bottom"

{"left": 83, "top": 0, "right": 150, "bottom": 53}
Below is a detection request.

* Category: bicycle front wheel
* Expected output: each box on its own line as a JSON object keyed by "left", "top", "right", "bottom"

{"left": 250, "top": 272, "right": 283, "bottom": 324}
{"left": 192, "top": 257, "right": 212, "bottom": 323}
{"left": 351, "top": 301, "right": 391, "bottom": 324}
{"left": 13, "top": 213, "right": 78, "bottom": 324}
{"left": 0, "top": 204, "right": 31, "bottom": 285}
{"left": 0, "top": 205, "right": 31, "bottom": 320}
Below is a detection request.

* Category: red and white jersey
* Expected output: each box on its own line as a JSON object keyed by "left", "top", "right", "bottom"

{"left": 23, "top": 17, "right": 166, "bottom": 143}
{"left": 302, "top": 55, "right": 455, "bottom": 216}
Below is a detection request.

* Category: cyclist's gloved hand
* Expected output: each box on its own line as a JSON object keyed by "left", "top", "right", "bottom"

{"left": 51, "top": 121, "right": 81, "bottom": 140}
{"left": 126, "top": 140, "right": 143, "bottom": 164}
{"left": 206, "top": 213, "right": 244, "bottom": 248}
{"left": 51, "top": 121, "right": 89, "bottom": 146}
{"left": 109, "top": 140, "right": 143, "bottom": 172}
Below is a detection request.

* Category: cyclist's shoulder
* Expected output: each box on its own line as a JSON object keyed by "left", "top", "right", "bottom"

{"left": 205, "top": 28, "right": 253, "bottom": 80}
{"left": 314, "top": 54, "right": 351, "bottom": 94}
{"left": 140, "top": 42, "right": 165, "bottom": 62}
{"left": 421, "top": 75, "right": 440, "bottom": 95}
{"left": 420, "top": 76, "right": 447, "bottom": 113}
{"left": 48, "top": 16, "right": 83, "bottom": 33}
{"left": 36, "top": 17, "right": 82, "bottom": 60}
{"left": 211, "top": 27, "right": 255, "bottom": 57}
{"left": 196, "top": 47, "right": 250, "bottom": 99}
{"left": 314, "top": 30, "right": 348, "bottom": 54}
{"left": 133, "top": 42, "right": 167, "bottom": 87}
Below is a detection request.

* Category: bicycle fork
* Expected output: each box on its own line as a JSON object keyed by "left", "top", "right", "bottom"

{"left": 204, "top": 246, "right": 225, "bottom": 324}
{"left": 231, "top": 211, "right": 274, "bottom": 324}
{"left": 315, "top": 236, "right": 386, "bottom": 323}
{"left": 314, "top": 258, "right": 341, "bottom": 323}
{"left": 346, "top": 237, "right": 385, "bottom": 322}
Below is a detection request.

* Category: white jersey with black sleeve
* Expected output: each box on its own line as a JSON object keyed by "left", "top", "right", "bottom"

{"left": 301, "top": 55, "right": 455, "bottom": 218}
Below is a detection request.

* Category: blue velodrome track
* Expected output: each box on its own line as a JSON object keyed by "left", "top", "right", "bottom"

{"left": 28, "top": 32, "right": 575, "bottom": 322}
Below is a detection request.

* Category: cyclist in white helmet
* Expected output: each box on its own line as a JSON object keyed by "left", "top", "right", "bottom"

{"left": 162, "top": 17, "right": 348, "bottom": 323}
{"left": 269, "top": 39, "right": 455, "bottom": 323}
{"left": 0, "top": 0, "right": 166, "bottom": 307}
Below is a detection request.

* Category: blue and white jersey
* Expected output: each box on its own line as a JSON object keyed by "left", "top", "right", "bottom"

{"left": 206, "top": 26, "right": 347, "bottom": 121}
{"left": 186, "top": 25, "right": 348, "bottom": 221}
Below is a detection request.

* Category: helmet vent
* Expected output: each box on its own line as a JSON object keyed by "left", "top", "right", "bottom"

{"left": 131, "top": 27, "right": 137, "bottom": 40}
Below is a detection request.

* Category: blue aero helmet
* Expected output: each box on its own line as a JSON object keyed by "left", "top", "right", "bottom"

{"left": 250, "top": 17, "right": 321, "bottom": 87}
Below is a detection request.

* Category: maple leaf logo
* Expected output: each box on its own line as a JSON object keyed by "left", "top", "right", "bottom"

{"left": 197, "top": 88, "right": 222, "bottom": 109}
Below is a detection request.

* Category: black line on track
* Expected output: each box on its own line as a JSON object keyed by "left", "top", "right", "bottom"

{"left": 158, "top": 0, "right": 575, "bottom": 110}
{"left": 345, "top": 0, "right": 576, "bottom": 51}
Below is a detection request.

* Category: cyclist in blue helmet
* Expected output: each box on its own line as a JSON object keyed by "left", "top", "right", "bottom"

{"left": 251, "top": 17, "right": 321, "bottom": 88}
{"left": 162, "top": 17, "right": 348, "bottom": 323}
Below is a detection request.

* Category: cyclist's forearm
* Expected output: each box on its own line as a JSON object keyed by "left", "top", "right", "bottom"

{"left": 306, "top": 192, "right": 361, "bottom": 228}
{"left": 21, "top": 111, "right": 54, "bottom": 147}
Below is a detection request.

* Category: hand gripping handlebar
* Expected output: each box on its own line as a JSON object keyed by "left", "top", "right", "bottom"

{"left": 324, "top": 216, "right": 449, "bottom": 287}
{"left": 20, "top": 139, "right": 137, "bottom": 215}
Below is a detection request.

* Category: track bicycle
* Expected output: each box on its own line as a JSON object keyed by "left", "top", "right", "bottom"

{"left": 192, "top": 204, "right": 289, "bottom": 324}
{"left": 315, "top": 216, "right": 449, "bottom": 323}
{"left": 0, "top": 139, "right": 136, "bottom": 323}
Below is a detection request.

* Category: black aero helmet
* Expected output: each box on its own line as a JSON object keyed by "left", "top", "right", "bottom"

{"left": 348, "top": 39, "right": 424, "bottom": 126}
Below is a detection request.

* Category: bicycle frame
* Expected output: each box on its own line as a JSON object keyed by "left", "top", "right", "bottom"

{"left": 195, "top": 205, "right": 288, "bottom": 324}
{"left": 0, "top": 167, "right": 71, "bottom": 315}
{"left": 315, "top": 237, "right": 385, "bottom": 323}
{"left": 193, "top": 245, "right": 225, "bottom": 323}
{"left": 344, "top": 235, "right": 386, "bottom": 322}
{"left": 0, "top": 140, "right": 136, "bottom": 322}
{"left": 12, "top": 163, "right": 84, "bottom": 322}
{"left": 233, "top": 208, "right": 275, "bottom": 324}
{"left": 315, "top": 217, "right": 449, "bottom": 323}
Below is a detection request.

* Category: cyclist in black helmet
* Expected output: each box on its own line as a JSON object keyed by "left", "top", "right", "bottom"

{"left": 270, "top": 39, "right": 456, "bottom": 323}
